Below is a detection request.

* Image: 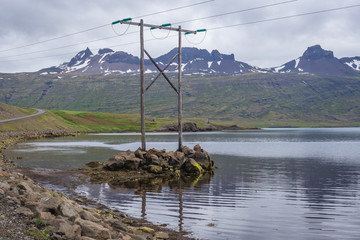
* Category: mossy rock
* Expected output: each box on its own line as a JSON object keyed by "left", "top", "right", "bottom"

{"left": 181, "top": 158, "right": 204, "bottom": 175}
{"left": 148, "top": 165, "right": 163, "bottom": 174}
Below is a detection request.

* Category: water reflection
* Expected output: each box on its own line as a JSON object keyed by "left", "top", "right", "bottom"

{"left": 6, "top": 129, "right": 360, "bottom": 239}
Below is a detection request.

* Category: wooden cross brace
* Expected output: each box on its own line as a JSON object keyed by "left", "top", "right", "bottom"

{"left": 144, "top": 49, "right": 179, "bottom": 94}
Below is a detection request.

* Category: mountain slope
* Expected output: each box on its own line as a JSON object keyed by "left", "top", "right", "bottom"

{"left": 41, "top": 47, "right": 260, "bottom": 75}
{"left": 2, "top": 72, "right": 360, "bottom": 127}
{"left": 271, "top": 45, "right": 357, "bottom": 75}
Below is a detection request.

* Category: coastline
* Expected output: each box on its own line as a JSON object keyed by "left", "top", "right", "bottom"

{"left": 0, "top": 130, "right": 194, "bottom": 240}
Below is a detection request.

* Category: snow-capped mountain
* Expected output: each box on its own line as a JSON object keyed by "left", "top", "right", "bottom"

{"left": 42, "top": 47, "right": 258, "bottom": 75}
{"left": 40, "top": 45, "right": 359, "bottom": 76}
{"left": 270, "top": 45, "right": 357, "bottom": 76}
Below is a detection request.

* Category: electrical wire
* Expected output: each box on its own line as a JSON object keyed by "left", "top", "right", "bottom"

{"left": 173, "top": 0, "right": 298, "bottom": 25}
{"left": 207, "top": 4, "right": 360, "bottom": 31}
{"left": 2, "top": 3, "right": 360, "bottom": 62}
{"left": 185, "top": 31, "right": 207, "bottom": 45}
{"left": 0, "top": 35, "right": 178, "bottom": 63}
{"left": 0, "top": 0, "right": 297, "bottom": 59}
{"left": 0, "top": 0, "right": 215, "bottom": 54}
{"left": 132, "top": 0, "right": 215, "bottom": 19}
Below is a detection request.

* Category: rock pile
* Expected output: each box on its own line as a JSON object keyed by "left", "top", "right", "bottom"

{"left": 104, "top": 144, "right": 214, "bottom": 176}
{"left": 0, "top": 163, "right": 174, "bottom": 240}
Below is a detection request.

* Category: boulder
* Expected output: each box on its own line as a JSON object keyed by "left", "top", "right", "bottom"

{"left": 145, "top": 154, "right": 160, "bottom": 166}
{"left": 58, "top": 200, "right": 80, "bottom": 219}
{"left": 134, "top": 148, "right": 146, "bottom": 159}
{"left": 182, "top": 146, "right": 194, "bottom": 156}
{"left": 181, "top": 158, "right": 204, "bottom": 175}
{"left": 75, "top": 218, "right": 112, "bottom": 240}
{"left": 104, "top": 158, "right": 124, "bottom": 171}
{"left": 124, "top": 158, "right": 142, "bottom": 170}
{"left": 58, "top": 222, "right": 82, "bottom": 239}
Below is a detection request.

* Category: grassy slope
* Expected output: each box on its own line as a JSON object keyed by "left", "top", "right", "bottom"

{"left": 0, "top": 102, "right": 36, "bottom": 120}
{"left": 0, "top": 101, "right": 216, "bottom": 132}
{"left": 1, "top": 72, "right": 360, "bottom": 127}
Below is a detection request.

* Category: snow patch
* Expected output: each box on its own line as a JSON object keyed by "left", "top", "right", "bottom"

{"left": 298, "top": 68, "right": 304, "bottom": 72}
{"left": 274, "top": 65, "right": 285, "bottom": 73}
{"left": 217, "top": 60, "right": 221, "bottom": 65}
{"left": 98, "top": 52, "right": 111, "bottom": 64}
{"left": 345, "top": 59, "right": 360, "bottom": 71}
{"left": 294, "top": 58, "right": 300, "bottom": 68}
{"left": 208, "top": 61, "right": 213, "bottom": 68}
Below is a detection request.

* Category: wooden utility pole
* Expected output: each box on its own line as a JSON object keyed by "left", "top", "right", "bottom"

{"left": 112, "top": 18, "right": 202, "bottom": 151}
{"left": 140, "top": 19, "right": 146, "bottom": 151}
{"left": 178, "top": 26, "right": 183, "bottom": 150}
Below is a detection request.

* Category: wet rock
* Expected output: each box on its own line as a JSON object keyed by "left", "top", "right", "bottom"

{"left": 86, "top": 161, "right": 103, "bottom": 168}
{"left": 145, "top": 154, "right": 160, "bottom": 166}
{"left": 182, "top": 146, "right": 195, "bottom": 155}
{"left": 155, "top": 231, "right": 170, "bottom": 239}
{"left": 148, "top": 165, "right": 163, "bottom": 174}
{"left": 181, "top": 158, "right": 204, "bottom": 175}
{"left": 124, "top": 158, "right": 142, "bottom": 170}
{"left": 139, "top": 226, "right": 155, "bottom": 235}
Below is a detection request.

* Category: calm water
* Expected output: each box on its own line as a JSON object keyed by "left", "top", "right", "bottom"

{"left": 5, "top": 128, "right": 360, "bottom": 240}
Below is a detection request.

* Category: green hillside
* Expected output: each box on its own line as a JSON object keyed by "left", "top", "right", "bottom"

{"left": 1, "top": 72, "right": 360, "bottom": 127}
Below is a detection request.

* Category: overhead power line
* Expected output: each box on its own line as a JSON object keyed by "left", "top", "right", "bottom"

{"left": 207, "top": 4, "right": 360, "bottom": 31}
{"left": 173, "top": 0, "right": 298, "bottom": 25}
{"left": 1, "top": 3, "right": 360, "bottom": 63}
{"left": 0, "top": 0, "right": 215, "bottom": 54}
{"left": 0, "top": 0, "right": 297, "bottom": 59}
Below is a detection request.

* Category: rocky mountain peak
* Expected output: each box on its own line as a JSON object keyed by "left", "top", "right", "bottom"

{"left": 302, "top": 45, "right": 334, "bottom": 60}
{"left": 68, "top": 47, "right": 93, "bottom": 67}
{"left": 98, "top": 48, "right": 114, "bottom": 54}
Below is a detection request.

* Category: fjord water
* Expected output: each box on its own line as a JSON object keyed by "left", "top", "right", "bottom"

{"left": 6, "top": 128, "right": 360, "bottom": 240}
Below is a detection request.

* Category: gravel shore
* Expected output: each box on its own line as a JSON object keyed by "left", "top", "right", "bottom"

{"left": 0, "top": 130, "right": 192, "bottom": 240}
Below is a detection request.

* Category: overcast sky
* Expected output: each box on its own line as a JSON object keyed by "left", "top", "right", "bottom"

{"left": 0, "top": 0, "right": 359, "bottom": 73}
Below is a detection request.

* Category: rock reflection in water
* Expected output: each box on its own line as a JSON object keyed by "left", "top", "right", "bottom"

{"left": 107, "top": 172, "right": 213, "bottom": 231}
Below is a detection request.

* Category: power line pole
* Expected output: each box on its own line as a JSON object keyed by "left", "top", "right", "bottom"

{"left": 140, "top": 19, "right": 146, "bottom": 151}
{"left": 178, "top": 26, "right": 183, "bottom": 150}
{"left": 112, "top": 18, "right": 203, "bottom": 151}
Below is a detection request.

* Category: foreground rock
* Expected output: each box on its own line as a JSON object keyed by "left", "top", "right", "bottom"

{"left": 1, "top": 131, "right": 193, "bottom": 240}
{"left": 103, "top": 144, "right": 214, "bottom": 176}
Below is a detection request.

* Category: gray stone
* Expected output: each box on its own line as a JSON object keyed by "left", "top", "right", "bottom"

{"left": 58, "top": 222, "right": 82, "bottom": 239}
{"left": 59, "top": 200, "right": 79, "bottom": 219}
{"left": 16, "top": 207, "right": 34, "bottom": 217}
{"left": 75, "top": 218, "right": 112, "bottom": 240}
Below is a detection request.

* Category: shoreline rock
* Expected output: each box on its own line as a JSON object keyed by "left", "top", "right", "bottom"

{"left": 0, "top": 131, "right": 195, "bottom": 240}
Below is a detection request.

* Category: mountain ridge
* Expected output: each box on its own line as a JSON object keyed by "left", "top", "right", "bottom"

{"left": 40, "top": 45, "right": 359, "bottom": 76}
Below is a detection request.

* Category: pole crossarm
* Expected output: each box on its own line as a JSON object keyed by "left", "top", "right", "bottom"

{"left": 145, "top": 53, "right": 179, "bottom": 92}
{"left": 144, "top": 49, "right": 179, "bottom": 94}
{"left": 114, "top": 19, "right": 197, "bottom": 34}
